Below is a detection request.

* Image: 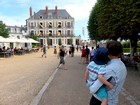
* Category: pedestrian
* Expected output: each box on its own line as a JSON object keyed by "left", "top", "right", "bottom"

{"left": 42, "top": 44, "right": 47, "bottom": 58}
{"left": 76, "top": 45, "right": 79, "bottom": 52}
{"left": 85, "top": 45, "right": 90, "bottom": 63}
{"left": 85, "top": 47, "right": 112, "bottom": 105}
{"left": 71, "top": 44, "right": 75, "bottom": 57}
{"left": 57, "top": 45, "right": 67, "bottom": 70}
{"left": 79, "top": 46, "right": 86, "bottom": 64}
{"left": 54, "top": 46, "right": 57, "bottom": 56}
{"left": 90, "top": 47, "right": 95, "bottom": 62}
{"left": 89, "top": 40, "right": 127, "bottom": 105}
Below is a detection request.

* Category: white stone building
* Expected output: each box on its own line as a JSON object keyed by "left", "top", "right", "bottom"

{"left": 4, "top": 25, "right": 32, "bottom": 49}
{"left": 26, "top": 6, "right": 81, "bottom": 46}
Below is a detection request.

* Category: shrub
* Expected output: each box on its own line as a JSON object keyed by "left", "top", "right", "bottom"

{"left": 123, "top": 48, "right": 130, "bottom": 53}
{"left": 122, "top": 41, "right": 130, "bottom": 48}
{"left": 137, "top": 41, "right": 140, "bottom": 48}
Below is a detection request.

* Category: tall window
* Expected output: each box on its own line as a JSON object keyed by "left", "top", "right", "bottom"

{"left": 31, "top": 23, "right": 33, "bottom": 28}
{"left": 67, "top": 22, "right": 70, "bottom": 28}
{"left": 48, "top": 30, "right": 52, "bottom": 36}
{"left": 40, "top": 15, "right": 43, "bottom": 19}
{"left": 57, "top": 22, "right": 61, "bottom": 28}
{"left": 67, "top": 30, "right": 70, "bottom": 36}
{"left": 57, "top": 30, "right": 61, "bottom": 36}
{"left": 48, "top": 22, "right": 52, "bottom": 28}
{"left": 39, "top": 22, "right": 43, "bottom": 28}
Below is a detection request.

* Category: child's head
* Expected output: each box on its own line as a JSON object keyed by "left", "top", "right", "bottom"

{"left": 93, "top": 47, "right": 109, "bottom": 65}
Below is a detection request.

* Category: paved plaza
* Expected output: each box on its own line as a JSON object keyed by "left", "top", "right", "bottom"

{"left": 0, "top": 48, "right": 140, "bottom": 105}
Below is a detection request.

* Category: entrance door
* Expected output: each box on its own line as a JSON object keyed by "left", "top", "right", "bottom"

{"left": 40, "top": 39, "right": 43, "bottom": 46}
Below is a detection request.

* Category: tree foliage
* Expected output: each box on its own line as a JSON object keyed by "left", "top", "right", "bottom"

{"left": 88, "top": 0, "right": 140, "bottom": 55}
{"left": 29, "top": 32, "right": 38, "bottom": 41}
{"left": 58, "top": 39, "right": 62, "bottom": 45}
{"left": 0, "top": 21, "right": 9, "bottom": 38}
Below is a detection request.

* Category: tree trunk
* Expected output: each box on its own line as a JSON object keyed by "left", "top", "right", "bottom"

{"left": 130, "top": 39, "right": 137, "bottom": 58}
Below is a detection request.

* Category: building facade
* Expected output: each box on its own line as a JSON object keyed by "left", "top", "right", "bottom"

{"left": 4, "top": 25, "right": 32, "bottom": 49}
{"left": 26, "top": 6, "right": 80, "bottom": 46}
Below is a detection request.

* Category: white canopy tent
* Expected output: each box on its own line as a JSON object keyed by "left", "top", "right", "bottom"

{"left": 0, "top": 36, "right": 39, "bottom": 43}
{"left": 0, "top": 36, "right": 39, "bottom": 49}
{"left": 0, "top": 36, "right": 9, "bottom": 43}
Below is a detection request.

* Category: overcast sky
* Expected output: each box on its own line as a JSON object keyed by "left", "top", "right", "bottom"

{"left": 0, "top": 0, "right": 97, "bottom": 40}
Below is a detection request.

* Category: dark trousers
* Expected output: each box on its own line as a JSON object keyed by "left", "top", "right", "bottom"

{"left": 71, "top": 52, "right": 74, "bottom": 57}
{"left": 90, "top": 95, "right": 101, "bottom": 105}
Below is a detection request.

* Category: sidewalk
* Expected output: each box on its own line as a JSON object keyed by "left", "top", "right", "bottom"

{"left": 38, "top": 52, "right": 133, "bottom": 105}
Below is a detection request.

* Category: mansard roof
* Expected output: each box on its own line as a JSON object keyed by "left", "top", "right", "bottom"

{"left": 28, "top": 9, "right": 73, "bottom": 20}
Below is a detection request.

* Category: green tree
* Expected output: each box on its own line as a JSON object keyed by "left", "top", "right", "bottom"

{"left": 88, "top": 0, "right": 140, "bottom": 56}
{"left": 29, "top": 32, "right": 38, "bottom": 41}
{"left": 47, "top": 37, "right": 50, "bottom": 45}
{"left": 70, "top": 37, "right": 73, "bottom": 45}
{"left": 0, "top": 21, "right": 9, "bottom": 38}
{"left": 29, "top": 32, "right": 38, "bottom": 47}
{"left": 58, "top": 39, "right": 62, "bottom": 45}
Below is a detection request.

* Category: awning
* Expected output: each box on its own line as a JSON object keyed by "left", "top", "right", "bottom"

{"left": 0, "top": 36, "right": 9, "bottom": 42}
{"left": 0, "top": 36, "right": 39, "bottom": 43}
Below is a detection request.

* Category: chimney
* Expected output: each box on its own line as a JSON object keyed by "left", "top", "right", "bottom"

{"left": 46, "top": 6, "right": 48, "bottom": 16}
{"left": 55, "top": 6, "right": 58, "bottom": 14}
{"left": 30, "top": 7, "right": 32, "bottom": 17}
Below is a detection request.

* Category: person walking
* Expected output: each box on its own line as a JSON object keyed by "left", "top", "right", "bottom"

{"left": 76, "top": 45, "right": 79, "bottom": 52}
{"left": 79, "top": 46, "right": 86, "bottom": 64}
{"left": 85, "top": 45, "right": 90, "bottom": 63}
{"left": 90, "top": 47, "right": 95, "bottom": 62}
{"left": 42, "top": 44, "right": 47, "bottom": 58}
{"left": 71, "top": 44, "right": 75, "bottom": 57}
{"left": 57, "top": 45, "right": 67, "bottom": 70}
{"left": 54, "top": 46, "right": 57, "bottom": 56}
{"left": 89, "top": 40, "right": 127, "bottom": 105}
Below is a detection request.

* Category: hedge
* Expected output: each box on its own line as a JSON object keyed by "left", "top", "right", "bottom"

{"left": 123, "top": 48, "right": 140, "bottom": 53}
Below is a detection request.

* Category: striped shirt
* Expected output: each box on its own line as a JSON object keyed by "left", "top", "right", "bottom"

{"left": 87, "top": 61, "right": 106, "bottom": 87}
{"left": 89, "top": 58, "right": 127, "bottom": 105}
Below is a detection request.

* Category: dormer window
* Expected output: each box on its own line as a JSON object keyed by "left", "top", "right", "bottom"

{"left": 40, "top": 15, "right": 43, "bottom": 19}
{"left": 48, "top": 13, "right": 52, "bottom": 19}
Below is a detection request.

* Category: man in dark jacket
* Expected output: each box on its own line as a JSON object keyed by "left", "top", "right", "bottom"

{"left": 71, "top": 44, "right": 75, "bottom": 57}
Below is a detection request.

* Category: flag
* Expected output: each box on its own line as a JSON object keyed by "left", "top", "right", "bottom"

{"left": 82, "top": 27, "right": 85, "bottom": 37}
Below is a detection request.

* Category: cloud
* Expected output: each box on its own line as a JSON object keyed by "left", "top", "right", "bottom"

{"left": 0, "top": 13, "right": 27, "bottom": 26}
{"left": 62, "top": 0, "right": 96, "bottom": 21}
{"left": 16, "top": 0, "right": 31, "bottom": 6}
